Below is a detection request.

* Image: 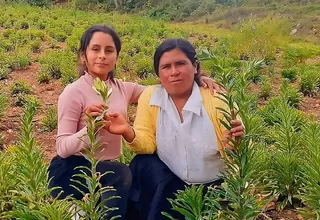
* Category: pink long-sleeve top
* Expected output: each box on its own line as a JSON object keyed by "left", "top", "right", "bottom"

{"left": 56, "top": 73, "right": 145, "bottom": 160}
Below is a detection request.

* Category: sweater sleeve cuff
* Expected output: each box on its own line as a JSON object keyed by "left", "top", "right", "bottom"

{"left": 77, "top": 126, "right": 91, "bottom": 149}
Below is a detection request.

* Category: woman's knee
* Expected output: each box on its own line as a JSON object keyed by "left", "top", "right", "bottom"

{"left": 98, "top": 161, "right": 132, "bottom": 188}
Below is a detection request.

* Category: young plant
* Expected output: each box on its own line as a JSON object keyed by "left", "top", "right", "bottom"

{"left": 41, "top": 106, "right": 58, "bottom": 132}
{"left": 70, "top": 77, "right": 119, "bottom": 219}
{"left": 298, "top": 123, "right": 320, "bottom": 219}
{"left": 268, "top": 102, "right": 305, "bottom": 210}
{"left": 300, "top": 71, "right": 319, "bottom": 96}
{"left": 280, "top": 80, "right": 303, "bottom": 108}
{"left": 259, "top": 78, "right": 272, "bottom": 100}
{"left": 2, "top": 101, "right": 73, "bottom": 219}
{"left": 0, "top": 150, "right": 16, "bottom": 213}
{"left": 281, "top": 69, "right": 297, "bottom": 83}
{"left": 215, "top": 89, "right": 271, "bottom": 220}
{"left": 37, "top": 71, "right": 51, "bottom": 84}
{"left": 0, "top": 91, "right": 8, "bottom": 118}
{"left": 0, "top": 65, "right": 11, "bottom": 80}
{"left": 10, "top": 80, "right": 32, "bottom": 95}
{"left": 162, "top": 185, "right": 222, "bottom": 220}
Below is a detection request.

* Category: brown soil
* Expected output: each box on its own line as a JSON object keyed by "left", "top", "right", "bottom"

{"left": 0, "top": 62, "right": 64, "bottom": 161}
{"left": 300, "top": 95, "right": 320, "bottom": 121}
{"left": 259, "top": 209, "right": 304, "bottom": 220}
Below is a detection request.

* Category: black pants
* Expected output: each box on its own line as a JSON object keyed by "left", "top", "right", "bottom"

{"left": 126, "top": 154, "right": 223, "bottom": 220}
{"left": 48, "top": 155, "right": 132, "bottom": 220}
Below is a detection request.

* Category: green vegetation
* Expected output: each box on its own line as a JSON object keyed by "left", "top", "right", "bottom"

{"left": 0, "top": 91, "right": 8, "bottom": 118}
{"left": 41, "top": 106, "right": 58, "bottom": 132}
{"left": 0, "top": 102, "right": 73, "bottom": 218}
{"left": 0, "top": 1, "right": 319, "bottom": 219}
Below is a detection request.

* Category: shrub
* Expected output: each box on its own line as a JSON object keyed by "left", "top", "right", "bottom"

{"left": 284, "top": 43, "right": 320, "bottom": 67}
{"left": 259, "top": 78, "right": 272, "bottom": 100}
{"left": 298, "top": 123, "right": 320, "bottom": 219}
{"left": 37, "top": 71, "right": 51, "bottom": 84}
{"left": 267, "top": 102, "right": 305, "bottom": 209}
{"left": 260, "top": 97, "right": 306, "bottom": 127}
{"left": 281, "top": 80, "right": 303, "bottom": 108}
{"left": 134, "top": 55, "right": 154, "bottom": 79}
{"left": 0, "top": 39, "right": 14, "bottom": 52}
{"left": 20, "top": 21, "right": 29, "bottom": 30}
{"left": 49, "top": 28, "right": 68, "bottom": 42}
{"left": 0, "top": 65, "right": 11, "bottom": 80}
{"left": 0, "top": 92, "right": 8, "bottom": 118}
{"left": 1, "top": 102, "right": 73, "bottom": 219}
{"left": 281, "top": 69, "right": 297, "bottom": 82}
{"left": 30, "top": 40, "right": 41, "bottom": 53}
{"left": 300, "top": 72, "right": 319, "bottom": 96}
{"left": 13, "top": 51, "right": 31, "bottom": 70}
{"left": 39, "top": 50, "right": 77, "bottom": 83}
{"left": 41, "top": 106, "right": 57, "bottom": 132}
{"left": 13, "top": 94, "right": 40, "bottom": 108}
{"left": 29, "top": 29, "right": 46, "bottom": 41}
{"left": 27, "top": 0, "right": 52, "bottom": 7}
{"left": 10, "top": 80, "right": 32, "bottom": 95}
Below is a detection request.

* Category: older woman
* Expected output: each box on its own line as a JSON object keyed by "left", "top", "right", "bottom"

{"left": 103, "top": 38, "right": 244, "bottom": 220}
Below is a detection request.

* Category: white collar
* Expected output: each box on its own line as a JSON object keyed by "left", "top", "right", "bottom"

{"left": 149, "top": 83, "right": 203, "bottom": 116}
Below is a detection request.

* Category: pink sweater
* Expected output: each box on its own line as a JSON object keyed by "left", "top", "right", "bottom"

{"left": 56, "top": 73, "right": 144, "bottom": 160}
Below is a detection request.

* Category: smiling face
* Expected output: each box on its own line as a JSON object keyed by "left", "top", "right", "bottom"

{"left": 81, "top": 32, "right": 118, "bottom": 81}
{"left": 158, "top": 48, "right": 196, "bottom": 98}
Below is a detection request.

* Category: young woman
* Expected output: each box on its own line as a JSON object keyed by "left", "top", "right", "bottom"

{"left": 102, "top": 38, "right": 245, "bottom": 220}
{"left": 47, "top": 25, "right": 219, "bottom": 219}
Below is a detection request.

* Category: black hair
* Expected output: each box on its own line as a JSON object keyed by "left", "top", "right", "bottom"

{"left": 153, "top": 38, "right": 200, "bottom": 85}
{"left": 78, "top": 24, "right": 121, "bottom": 82}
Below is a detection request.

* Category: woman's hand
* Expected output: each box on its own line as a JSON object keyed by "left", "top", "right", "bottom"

{"left": 103, "top": 112, "right": 136, "bottom": 142}
{"left": 222, "top": 120, "right": 245, "bottom": 150}
{"left": 199, "top": 75, "right": 222, "bottom": 94}
{"left": 103, "top": 112, "right": 129, "bottom": 135}
{"left": 85, "top": 104, "right": 105, "bottom": 118}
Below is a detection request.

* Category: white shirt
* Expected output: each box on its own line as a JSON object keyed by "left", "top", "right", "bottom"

{"left": 149, "top": 83, "right": 225, "bottom": 184}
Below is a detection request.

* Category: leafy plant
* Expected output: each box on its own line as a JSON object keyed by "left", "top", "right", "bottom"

{"left": 70, "top": 77, "right": 120, "bottom": 219}
{"left": 10, "top": 80, "right": 32, "bottom": 95}
{"left": 281, "top": 69, "right": 297, "bottom": 82}
{"left": 280, "top": 80, "right": 303, "bottom": 108}
{"left": 1, "top": 101, "right": 73, "bottom": 219}
{"left": 13, "top": 94, "right": 40, "bottom": 108}
{"left": 300, "top": 71, "right": 319, "bottom": 96}
{"left": 0, "top": 149, "right": 16, "bottom": 213}
{"left": 267, "top": 102, "right": 305, "bottom": 209}
{"left": 162, "top": 185, "right": 222, "bottom": 220}
{"left": 134, "top": 55, "right": 154, "bottom": 79}
{"left": 37, "top": 71, "right": 51, "bottom": 84}
{"left": 41, "top": 106, "right": 58, "bottom": 132}
{"left": 298, "top": 123, "right": 320, "bottom": 219}
{"left": 30, "top": 40, "right": 41, "bottom": 53}
{"left": 259, "top": 78, "right": 272, "bottom": 100}
{"left": 0, "top": 65, "right": 11, "bottom": 80}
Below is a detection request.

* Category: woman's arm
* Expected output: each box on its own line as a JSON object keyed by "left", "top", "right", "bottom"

{"left": 56, "top": 86, "right": 90, "bottom": 158}
{"left": 103, "top": 86, "right": 158, "bottom": 154}
{"left": 123, "top": 82, "right": 145, "bottom": 104}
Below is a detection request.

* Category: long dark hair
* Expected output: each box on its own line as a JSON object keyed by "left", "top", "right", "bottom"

{"left": 78, "top": 25, "right": 121, "bottom": 82}
{"left": 153, "top": 38, "right": 200, "bottom": 85}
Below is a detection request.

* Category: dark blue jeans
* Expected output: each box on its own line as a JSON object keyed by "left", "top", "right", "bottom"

{"left": 48, "top": 155, "right": 132, "bottom": 220}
